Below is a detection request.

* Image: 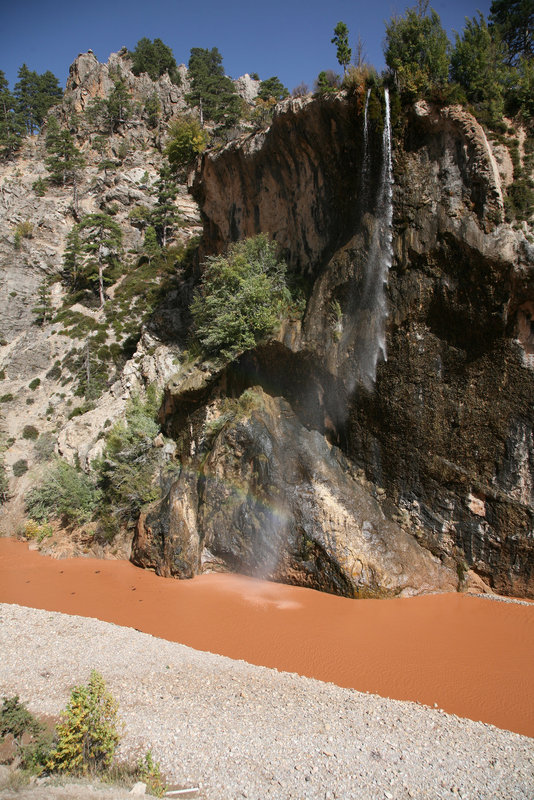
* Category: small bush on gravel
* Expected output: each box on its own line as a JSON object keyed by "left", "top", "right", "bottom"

{"left": 137, "top": 750, "right": 166, "bottom": 797}
{"left": 46, "top": 670, "right": 120, "bottom": 776}
{"left": 22, "top": 425, "right": 39, "bottom": 440}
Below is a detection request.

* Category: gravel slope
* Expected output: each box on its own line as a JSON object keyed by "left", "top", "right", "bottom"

{"left": 0, "top": 603, "right": 532, "bottom": 800}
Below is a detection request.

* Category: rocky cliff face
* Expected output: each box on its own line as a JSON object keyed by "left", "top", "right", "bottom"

{"left": 134, "top": 92, "right": 534, "bottom": 598}
{"left": 1, "top": 56, "right": 532, "bottom": 598}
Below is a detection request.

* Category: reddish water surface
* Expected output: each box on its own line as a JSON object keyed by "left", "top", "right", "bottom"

{"left": 1, "top": 537, "right": 533, "bottom": 737}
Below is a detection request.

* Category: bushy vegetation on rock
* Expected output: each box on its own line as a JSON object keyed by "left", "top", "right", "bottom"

{"left": 26, "top": 458, "right": 101, "bottom": 525}
{"left": 129, "top": 37, "right": 181, "bottom": 85}
{"left": 191, "top": 234, "right": 292, "bottom": 360}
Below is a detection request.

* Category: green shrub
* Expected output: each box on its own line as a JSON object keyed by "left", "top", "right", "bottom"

{"left": 137, "top": 751, "right": 166, "bottom": 797}
{"left": 25, "top": 458, "right": 101, "bottom": 524}
{"left": 96, "top": 389, "right": 161, "bottom": 522}
{"left": 0, "top": 695, "right": 53, "bottom": 773}
{"left": 12, "top": 459, "right": 28, "bottom": 477}
{"left": 46, "top": 363, "right": 62, "bottom": 381}
{"left": 15, "top": 220, "right": 34, "bottom": 239}
{"left": 165, "top": 115, "right": 209, "bottom": 170}
{"left": 29, "top": 378, "right": 41, "bottom": 391}
{"left": 24, "top": 519, "right": 53, "bottom": 542}
{"left": 32, "top": 178, "right": 48, "bottom": 196}
{"left": 22, "top": 425, "right": 39, "bottom": 440}
{"left": 0, "top": 393, "right": 14, "bottom": 403}
{"left": 191, "top": 234, "right": 291, "bottom": 360}
{"left": 35, "top": 432, "right": 56, "bottom": 462}
{"left": 47, "top": 670, "right": 120, "bottom": 776}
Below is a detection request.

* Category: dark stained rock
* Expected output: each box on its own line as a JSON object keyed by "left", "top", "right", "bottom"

{"left": 133, "top": 388, "right": 457, "bottom": 596}
{"left": 149, "top": 94, "right": 533, "bottom": 597}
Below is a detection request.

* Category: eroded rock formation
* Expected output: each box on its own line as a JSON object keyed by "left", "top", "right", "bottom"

{"left": 135, "top": 93, "right": 534, "bottom": 597}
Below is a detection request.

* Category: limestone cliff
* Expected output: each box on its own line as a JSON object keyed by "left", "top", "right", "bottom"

{"left": 1, "top": 57, "right": 532, "bottom": 598}
{"left": 134, "top": 92, "right": 534, "bottom": 598}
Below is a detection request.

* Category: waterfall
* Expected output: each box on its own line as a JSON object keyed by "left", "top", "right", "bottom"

{"left": 361, "top": 88, "right": 371, "bottom": 199}
{"left": 342, "top": 87, "right": 394, "bottom": 393}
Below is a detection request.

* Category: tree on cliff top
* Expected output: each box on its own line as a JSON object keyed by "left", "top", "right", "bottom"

{"left": 489, "top": 0, "right": 533, "bottom": 64}
{"left": 130, "top": 38, "right": 181, "bottom": 84}
{"left": 257, "top": 76, "right": 289, "bottom": 102}
{"left": 0, "top": 71, "right": 24, "bottom": 159}
{"left": 14, "top": 64, "right": 62, "bottom": 134}
{"left": 332, "top": 21, "right": 352, "bottom": 75}
{"left": 186, "top": 47, "right": 242, "bottom": 127}
{"left": 451, "top": 12, "right": 509, "bottom": 123}
{"left": 384, "top": 1, "right": 450, "bottom": 95}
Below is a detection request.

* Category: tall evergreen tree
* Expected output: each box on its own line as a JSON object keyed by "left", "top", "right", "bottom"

{"left": 489, "top": 0, "right": 533, "bottom": 64}
{"left": 14, "top": 64, "right": 62, "bottom": 134}
{"left": 0, "top": 71, "right": 24, "bottom": 158}
{"left": 451, "top": 13, "right": 509, "bottom": 122}
{"left": 186, "top": 47, "right": 242, "bottom": 126}
{"left": 384, "top": 1, "right": 450, "bottom": 95}
{"left": 45, "top": 117, "right": 85, "bottom": 215}
{"left": 63, "top": 224, "right": 83, "bottom": 289}
{"left": 130, "top": 38, "right": 181, "bottom": 84}
{"left": 257, "top": 77, "right": 289, "bottom": 102}
{"left": 87, "top": 77, "right": 131, "bottom": 134}
{"left": 332, "top": 22, "right": 352, "bottom": 75}
{"left": 32, "top": 280, "right": 53, "bottom": 326}
{"left": 150, "top": 163, "right": 180, "bottom": 247}
{"left": 77, "top": 213, "right": 123, "bottom": 307}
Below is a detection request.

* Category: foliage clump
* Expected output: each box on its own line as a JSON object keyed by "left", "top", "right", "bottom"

{"left": 46, "top": 670, "right": 120, "bottom": 776}
{"left": 25, "top": 458, "right": 101, "bottom": 525}
{"left": 130, "top": 38, "right": 181, "bottom": 85}
{"left": 97, "top": 388, "right": 162, "bottom": 525}
{"left": 0, "top": 695, "right": 53, "bottom": 773}
{"left": 384, "top": 1, "right": 450, "bottom": 96}
{"left": 186, "top": 47, "right": 243, "bottom": 127}
{"left": 165, "top": 115, "right": 209, "bottom": 170}
{"left": 191, "top": 234, "right": 291, "bottom": 360}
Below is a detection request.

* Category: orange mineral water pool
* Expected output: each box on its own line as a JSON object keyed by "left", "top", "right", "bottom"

{"left": 0, "top": 537, "right": 532, "bottom": 737}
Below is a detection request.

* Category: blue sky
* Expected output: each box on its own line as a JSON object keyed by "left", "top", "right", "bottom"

{"left": 2, "top": 0, "right": 492, "bottom": 93}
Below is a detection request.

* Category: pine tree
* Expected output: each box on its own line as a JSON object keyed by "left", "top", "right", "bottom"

{"left": 63, "top": 224, "right": 83, "bottom": 289}
{"left": 332, "top": 22, "right": 352, "bottom": 75}
{"left": 14, "top": 64, "right": 39, "bottom": 134}
{"left": 150, "top": 163, "right": 180, "bottom": 247}
{"left": 130, "top": 38, "right": 181, "bottom": 84}
{"left": 186, "top": 47, "right": 242, "bottom": 127}
{"left": 489, "top": 0, "right": 533, "bottom": 64}
{"left": 143, "top": 225, "right": 160, "bottom": 264}
{"left": 45, "top": 117, "right": 85, "bottom": 215}
{"left": 32, "top": 280, "right": 53, "bottom": 326}
{"left": 0, "top": 71, "right": 24, "bottom": 159}
{"left": 257, "top": 77, "right": 290, "bottom": 102}
{"left": 87, "top": 78, "right": 131, "bottom": 134}
{"left": 14, "top": 64, "right": 62, "bottom": 134}
{"left": 77, "top": 213, "right": 123, "bottom": 307}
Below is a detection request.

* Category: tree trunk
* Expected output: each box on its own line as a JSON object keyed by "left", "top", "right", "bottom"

{"left": 98, "top": 257, "right": 105, "bottom": 308}
{"left": 72, "top": 175, "right": 79, "bottom": 220}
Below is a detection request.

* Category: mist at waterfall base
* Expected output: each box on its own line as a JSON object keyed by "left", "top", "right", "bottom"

{"left": 340, "top": 88, "right": 394, "bottom": 395}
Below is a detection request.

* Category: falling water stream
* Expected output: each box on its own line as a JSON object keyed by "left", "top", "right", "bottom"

{"left": 342, "top": 88, "right": 394, "bottom": 392}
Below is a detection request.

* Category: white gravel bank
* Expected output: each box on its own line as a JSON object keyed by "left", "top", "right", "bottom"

{"left": 0, "top": 603, "right": 532, "bottom": 800}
